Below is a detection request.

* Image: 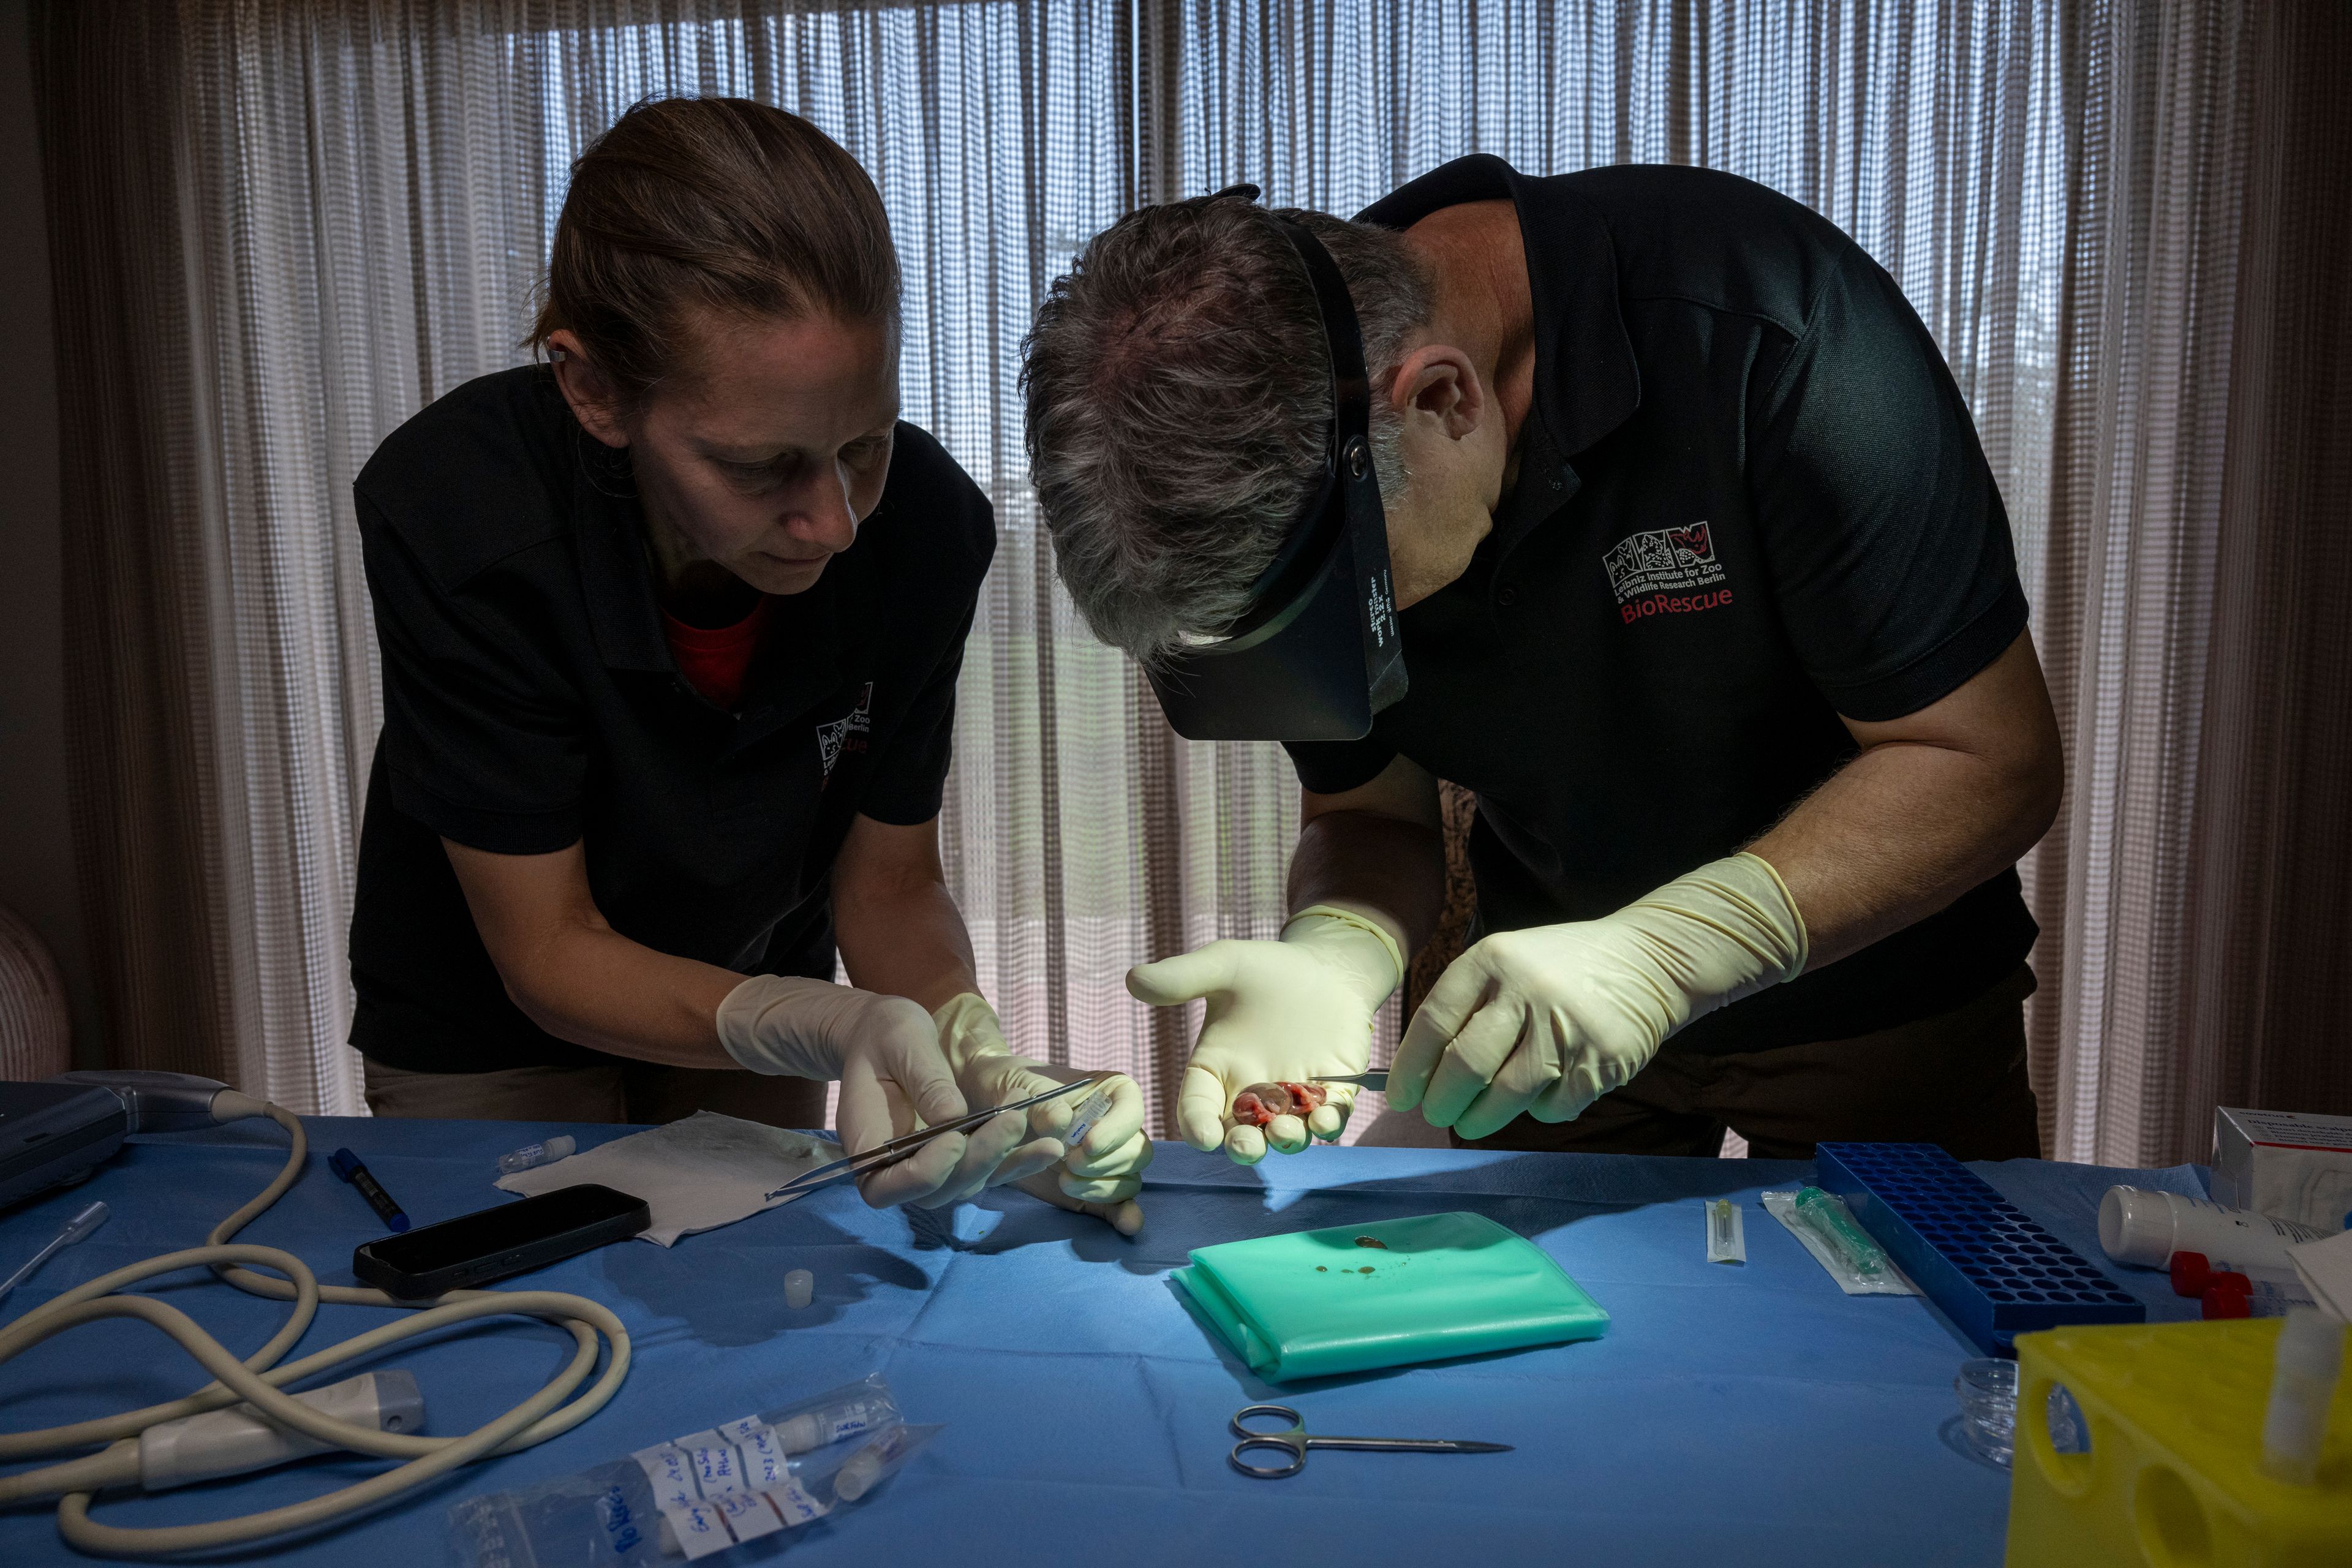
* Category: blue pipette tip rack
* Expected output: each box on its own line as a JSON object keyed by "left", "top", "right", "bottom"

{"left": 1813, "top": 1142, "right": 2143, "bottom": 1358}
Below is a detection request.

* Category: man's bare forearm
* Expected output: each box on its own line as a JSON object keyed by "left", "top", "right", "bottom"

{"left": 1748, "top": 745, "right": 2054, "bottom": 968}
{"left": 1747, "top": 633, "right": 2064, "bottom": 970}
{"left": 1286, "top": 810, "right": 1447, "bottom": 962}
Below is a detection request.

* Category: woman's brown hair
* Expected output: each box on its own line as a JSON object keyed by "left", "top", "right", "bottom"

{"left": 527, "top": 97, "right": 900, "bottom": 407}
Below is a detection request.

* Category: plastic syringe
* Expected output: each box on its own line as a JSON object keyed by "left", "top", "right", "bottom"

{"left": 1795, "top": 1186, "right": 1887, "bottom": 1277}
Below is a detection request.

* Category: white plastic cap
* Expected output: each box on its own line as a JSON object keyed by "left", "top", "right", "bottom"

{"left": 832, "top": 1449, "right": 881, "bottom": 1501}
{"left": 2098, "top": 1186, "right": 2175, "bottom": 1267}
{"left": 783, "top": 1269, "right": 814, "bottom": 1310}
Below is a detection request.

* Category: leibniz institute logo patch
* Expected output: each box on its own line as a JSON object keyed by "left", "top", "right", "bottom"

{"left": 815, "top": 683, "right": 874, "bottom": 778}
{"left": 1602, "top": 522, "right": 1733, "bottom": 624}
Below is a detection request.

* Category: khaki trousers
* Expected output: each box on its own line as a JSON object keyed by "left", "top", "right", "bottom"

{"left": 1453, "top": 965, "right": 2042, "bottom": 1161}
{"left": 362, "top": 1057, "right": 827, "bottom": 1129}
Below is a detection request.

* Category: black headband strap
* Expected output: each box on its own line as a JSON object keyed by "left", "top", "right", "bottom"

{"left": 1218, "top": 216, "right": 1374, "bottom": 632}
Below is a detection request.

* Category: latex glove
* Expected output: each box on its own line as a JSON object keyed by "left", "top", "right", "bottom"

{"left": 715, "top": 975, "right": 1030, "bottom": 1210}
{"left": 1128, "top": 906, "right": 1404, "bottom": 1166}
{"left": 933, "top": 993, "right": 1153, "bottom": 1235}
{"left": 1389, "top": 853, "right": 1808, "bottom": 1140}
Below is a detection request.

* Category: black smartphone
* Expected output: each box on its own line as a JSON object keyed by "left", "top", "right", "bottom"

{"left": 352, "top": 1182, "right": 649, "bottom": 1298}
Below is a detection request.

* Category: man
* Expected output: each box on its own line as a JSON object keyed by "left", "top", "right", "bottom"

{"left": 1022, "top": 156, "right": 2062, "bottom": 1165}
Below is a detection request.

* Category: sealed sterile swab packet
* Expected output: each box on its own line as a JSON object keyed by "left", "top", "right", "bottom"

{"left": 1761, "top": 1189, "right": 1921, "bottom": 1296}
{"left": 1705, "top": 1197, "right": 1746, "bottom": 1264}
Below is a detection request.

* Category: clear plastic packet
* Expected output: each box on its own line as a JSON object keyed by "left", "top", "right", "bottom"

{"left": 1760, "top": 1189, "right": 1921, "bottom": 1296}
{"left": 448, "top": 1375, "right": 935, "bottom": 1566}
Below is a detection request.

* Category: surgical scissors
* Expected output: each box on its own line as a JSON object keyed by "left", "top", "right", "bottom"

{"left": 1227, "top": 1404, "right": 1512, "bottom": 1479}
{"left": 764, "top": 1072, "right": 1114, "bottom": 1201}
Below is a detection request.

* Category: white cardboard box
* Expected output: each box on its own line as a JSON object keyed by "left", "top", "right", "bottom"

{"left": 2212, "top": 1106, "right": 2352, "bottom": 1232}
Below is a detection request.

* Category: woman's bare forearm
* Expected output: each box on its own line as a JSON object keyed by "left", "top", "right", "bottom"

{"left": 503, "top": 926, "right": 746, "bottom": 1066}
{"left": 835, "top": 876, "right": 979, "bottom": 1013}
{"left": 442, "top": 838, "right": 743, "bottom": 1068}
{"left": 830, "top": 813, "right": 981, "bottom": 1014}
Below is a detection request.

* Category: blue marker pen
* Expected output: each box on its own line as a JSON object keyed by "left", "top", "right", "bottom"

{"left": 330, "top": 1148, "right": 410, "bottom": 1232}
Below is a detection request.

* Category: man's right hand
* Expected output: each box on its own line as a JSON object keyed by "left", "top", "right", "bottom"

{"left": 716, "top": 976, "right": 1044, "bottom": 1210}
{"left": 1126, "top": 907, "right": 1404, "bottom": 1164}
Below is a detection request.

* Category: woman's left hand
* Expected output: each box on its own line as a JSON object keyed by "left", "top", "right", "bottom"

{"left": 934, "top": 994, "right": 1153, "bottom": 1233}
{"left": 716, "top": 974, "right": 1042, "bottom": 1210}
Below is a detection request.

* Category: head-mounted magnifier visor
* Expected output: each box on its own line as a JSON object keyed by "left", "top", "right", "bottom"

{"left": 1142, "top": 206, "right": 1407, "bottom": 742}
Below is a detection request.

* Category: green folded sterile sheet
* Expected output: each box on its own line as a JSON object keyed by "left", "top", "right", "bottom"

{"left": 1170, "top": 1210, "right": 1609, "bottom": 1382}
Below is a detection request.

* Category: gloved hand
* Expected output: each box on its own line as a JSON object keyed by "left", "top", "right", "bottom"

{"left": 715, "top": 975, "right": 1033, "bottom": 1211}
{"left": 1387, "top": 853, "right": 1808, "bottom": 1140}
{"left": 933, "top": 993, "right": 1153, "bottom": 1235}
{"left": 1127, "top": 906, "right": 1404, "bottom": 1166}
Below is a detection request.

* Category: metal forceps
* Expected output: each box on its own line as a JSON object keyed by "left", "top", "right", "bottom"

{"left": 764, "top": 1072, "right": 1114, "bottom": 1201}
{"left": 1227, "top": 1404, "right": 1512, "bottom": 1479}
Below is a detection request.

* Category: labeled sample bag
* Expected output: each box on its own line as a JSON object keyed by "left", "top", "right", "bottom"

{"left": 1172, "top": 1211, "right": 1609, "bottom": 1382}
{"left": 447, "top": 1375, "right": 934, "bottom": 1566}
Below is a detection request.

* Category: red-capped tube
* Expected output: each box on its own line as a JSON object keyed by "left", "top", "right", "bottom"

{"left": 2203, "top": 1284, "right": 2253, "bottom": 1320}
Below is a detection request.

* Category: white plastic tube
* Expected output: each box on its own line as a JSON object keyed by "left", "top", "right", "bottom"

{"left": 497, "top": 1135, "right": 576, "bottom": 1175}
{"left": 2098, "top": 1186, "right": 2331, "bottom": 1275}
{"left": 2260, "top": 1307, "right": 2346, "bottom": 1485}
{"left": 769, "top": 1395, "right": 892, "bottom": 1455}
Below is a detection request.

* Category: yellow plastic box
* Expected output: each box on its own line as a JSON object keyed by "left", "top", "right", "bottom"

{"left": 2007, "top": 1317, "right": 2351, "bottom": 1568}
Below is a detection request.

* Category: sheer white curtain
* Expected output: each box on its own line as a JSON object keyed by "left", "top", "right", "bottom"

{"left": 42, "top": 1, "right": 2342, "bottom": 1161}
{"left": 42, "top": 0, "right": 1205, "bottom": 1121}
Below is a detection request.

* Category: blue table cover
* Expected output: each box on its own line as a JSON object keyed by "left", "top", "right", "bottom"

{"left": 0, "top": 1116, "right": 2209, "bottom": 1566}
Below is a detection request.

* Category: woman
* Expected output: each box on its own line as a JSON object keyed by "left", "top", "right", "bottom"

{"left": 345, "top": 97, "right": 1147, "bottom": 1225}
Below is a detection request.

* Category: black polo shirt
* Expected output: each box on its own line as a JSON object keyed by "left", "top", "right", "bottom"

{"left": 1287, "top": 156, "right": 2037, "bottom": 1055}
{"left": 348, "top": 365, "right": 992, "bottom": 1072}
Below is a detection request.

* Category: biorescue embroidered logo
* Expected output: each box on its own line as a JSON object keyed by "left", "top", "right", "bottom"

{"left": 1602, "top": 522, "right": 1734, "bottom": 624}
{"left": 815, "top": 683, "right": 873, "bottom": 780}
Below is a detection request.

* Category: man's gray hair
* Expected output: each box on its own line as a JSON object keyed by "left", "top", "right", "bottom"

{"left": 1021, "top": 193, "right": 1433, "bottom": 667}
